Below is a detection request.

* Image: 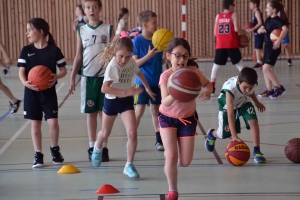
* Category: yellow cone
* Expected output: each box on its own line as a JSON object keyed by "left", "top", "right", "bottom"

{"left": 57, "top": 164, "right": 80, "bottom": 174}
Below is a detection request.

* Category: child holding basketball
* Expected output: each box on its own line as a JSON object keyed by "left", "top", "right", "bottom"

{"left": 159, "top": 38, "right": 212, "bottom": 200}
{"left": 205, "top": 68, "right": 266, "bottom": 163}
{"left": 17, "top": 18, "right": 67, "bottom": 168}
{"left": 210, "top": 0, "right": 247, "bottom": 96}
{"left": 0, "top": 42, "right": 21, "bottom": 114}
{"left": 132, "top": 10, "right": 164, "bottom": 151}
{"left": 69, "top": 0, "right": 113, "bottom": 162}
{"left": 91, "top": 32, "right": 155, "bottom": 179}
{"left": 257, "top": 0, "right": 288, "bottom": 98}
{"left": 273, "top": 0, "right": 292, "bottom": 66}
{"left": 247, "top": 0, "right": 264, "bottom": 69}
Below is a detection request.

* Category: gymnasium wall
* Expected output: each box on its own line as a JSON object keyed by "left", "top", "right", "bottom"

{"left": 0, "top": 0, "right": 299, "bottom": 61}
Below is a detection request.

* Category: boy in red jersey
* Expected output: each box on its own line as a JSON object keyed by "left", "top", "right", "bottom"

{"left": 211, "top": 0, "right": 248, "bottom": 96}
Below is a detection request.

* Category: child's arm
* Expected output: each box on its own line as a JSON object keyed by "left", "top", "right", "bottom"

{"left": 73, "top": 19, "right": 78, "bottom": 32}
{"left": 226, "top": 92, "right": 241, "bottom": 142}
{"left": 49, "top": 66, "right": 67, "bottom": 88}
{"left": 233, "top": 13, "right": 248, "bottom": 36}
{"left": 0, "top": 42, "right": 12, "bottom": 65}
{"left": 250, "top": 93, "right": 265, "bottom": 112}
{"left": 136, "top": 71, "right": 156, "bottom": 100}
{"left": 213, "top": 15, "right": 218, "bottom": 37}
{"left": 160, "top": 83, "right": 175, "bottom": 107}
{"left": 247, "top": 11, "right": 263, "bottom": 32}
{"left": 18, "top": 67, "right": 39, "bottom": 91}
{"left": 69, "top": 33, "right": 83, "bottom": 94}
{"left": 101, "top": 81, "right": 142, "bottom": 97}
{"left": 273, "top": 25, "right": 288, "bottom": 49}
{"left": 132, "top": 46, "right": 160, "bottom": 67}
{"left": 198, "top": 72, "right": 213, "bottom": 100}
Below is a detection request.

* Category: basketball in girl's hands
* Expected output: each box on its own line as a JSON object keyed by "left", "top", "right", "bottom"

{"left": 284, "top": 138, "right": 300, "bottom": 163}
{"left": 270, "top": 29, "right": 282, "bottom": 43}
{"left": 225, "top": 141, "right": 250, "bottom": 166}
{"left": 152, "top": 28, "right": 174, "bottom": 51}
{"left": 244, "top": 22, "right": 254, "bottom": 29}
{"left": 167, "top": 68, "right": 201, "bottom": 102}
{"left": 239, "top": 34, "right": 249, "bottom": 48}
{"left": 28, "top": 65, "right": 52, "bottom": 90}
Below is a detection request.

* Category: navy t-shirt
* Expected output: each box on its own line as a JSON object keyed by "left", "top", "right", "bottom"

{"left": 264, "top": 16, "right": 283, "bottom": 44}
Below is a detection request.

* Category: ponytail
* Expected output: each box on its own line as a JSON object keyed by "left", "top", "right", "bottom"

{"left": 47, "top": 32, "right": 56, "bottom": 46}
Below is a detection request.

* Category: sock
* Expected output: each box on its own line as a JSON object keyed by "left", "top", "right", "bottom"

{"left": 94, "top": 146, "right": 102, "bottom": 153}
{"left": 211, "top": 82, "right": 215, "bottom": 88}
{"left": 253, "top": 146, "right": 260, "bottom": 154}
{"left": 125, "top": 162, "right": 132, "bottom": 167}
{"left": 35, "top": 150, "right": 42, "bottom": 153}
{"left": 211, "top": 64, "right": 220, "bottom": 80}
{"left": 156, "top": 131, "right": 162, "bottom": 144}
{"left": 235, "top": 60, "right": 245, "bottom": 71}
{"left": 103, "top": 142, "right": 107, "bottom": 148}
{"left": 169, "top": 189, "right": 178, "bottom": 192}
{"left": 10, "top": 99, "right": 18, "bottom": 104}
{"left": 89, "top": 141, "right": 95, "bottom": 148}
{"left": 257, "top": 60, "right": 262, "bottom": 64}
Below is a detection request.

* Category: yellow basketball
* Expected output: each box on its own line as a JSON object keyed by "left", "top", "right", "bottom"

{"left": 152, "top": 28, "right": 174, "bottom": 51}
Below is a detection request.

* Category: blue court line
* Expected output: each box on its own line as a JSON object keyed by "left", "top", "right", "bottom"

{"left": 0, "top": 110, "right": 10, "bottom": 121}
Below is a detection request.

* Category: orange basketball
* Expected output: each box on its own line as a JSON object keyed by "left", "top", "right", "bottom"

{"left": 244, "top": 22, "right": 254, "bottom": 29}
{"left": 225, "top": 141, "right": 250, "bottom": 166}
{"left": 239, "top": 34, "right": 249, "bottom": 48}
{"left": 28, "top": 65, "right": 52, "bottom": 91}
{"left": 284, "top": 138, "right": 300, "bottom": 163}
{"left": 167, "top": 68, "right": 201, "bottom": 102}
{"left": 270, "top": 29, "right": 282, "bottom": 43}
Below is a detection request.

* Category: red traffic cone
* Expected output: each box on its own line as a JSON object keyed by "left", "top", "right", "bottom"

{"left": 95, "top": 184, "right": 119, "bottom": 194}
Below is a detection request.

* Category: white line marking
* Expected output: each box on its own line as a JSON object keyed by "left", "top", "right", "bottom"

{"left": 0, "top": 82, "right": 65, "bottom": 157}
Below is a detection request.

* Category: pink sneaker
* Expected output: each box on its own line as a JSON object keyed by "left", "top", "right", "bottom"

{"left": 167, "top": 191, "right": 178, "bottom": 200}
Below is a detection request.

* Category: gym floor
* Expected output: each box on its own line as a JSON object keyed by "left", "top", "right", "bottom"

{"left": 0, "top": 60, "right": 299, "bottom": 200}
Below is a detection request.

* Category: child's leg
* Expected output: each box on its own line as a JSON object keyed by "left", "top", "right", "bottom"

{"left": 120, "top": 110, "right": 138, "bottom": 163}
{"left": 255, "top": 49, "right": 263, "bottom": 64}
{"left": 31, "top": 120, "right": 43, "bottom": 151}
{"left": 87, "top": 111, "right": 99, "bottom": 146}
{"left": 178, "top": 137, "right": 195, "bottom": 167}
{"left": 160, "top": 128, "right": 178, "bottom": 191}
{"left": 248, "top": 119, "right": 260, "bottom": 147}
{"left": 262, "top": 64, "right": 281, "bottom": 89}
{"left": 135, "top": 104, "right": 146, "bottom": 127}
{"left": 283, "top": 45, "right": 292, "bottom": 65}
{"left": 0, "top": 77, "right": 16, "bottom": 101}
{"left": 47, "top": 118, "right": 59, "bottom": 147}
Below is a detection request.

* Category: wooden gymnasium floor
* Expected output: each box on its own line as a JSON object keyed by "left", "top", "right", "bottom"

{"left": 0, "top": 60, "right": 300, "bottom": 200}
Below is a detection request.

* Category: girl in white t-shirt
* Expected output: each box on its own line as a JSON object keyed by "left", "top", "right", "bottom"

{"left": 91, "top": 32, "right": 155, "bottom": 179}
{"left": 116, "top": 8, "right": 129, "bottom": 35}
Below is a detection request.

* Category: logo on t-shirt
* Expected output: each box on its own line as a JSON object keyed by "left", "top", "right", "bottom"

{"left": 87, "top": 100, "right": 94, "bottom": 107}
{"left": 101, "top": 35, "right": 108, "bottom": 44}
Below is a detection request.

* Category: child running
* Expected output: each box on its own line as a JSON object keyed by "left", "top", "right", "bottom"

{"left": 205, "top": 68, "right": 266, "bottom": 163}
{"left": 159, "top": 38, "right": 212, "bottom": 200}
{"left": 91, "top": 32, "right": 155, "bottom": 178}
{"left": 17, "top": 18, "right": 67, "bottom": 168}
{"left": 257, "top": 0, "right": 288, "bottom": 98}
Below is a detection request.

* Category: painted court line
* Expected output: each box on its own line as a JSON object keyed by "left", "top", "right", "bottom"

{"left": 0, "top": 82, "right": 65, "bottom": 157}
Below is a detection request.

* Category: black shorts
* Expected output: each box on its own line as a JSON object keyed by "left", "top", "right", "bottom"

{"left": 263, "top": 43, "right": 281, "bottom": 66}
{"left": 24, "top": 87, "right": 58, "bottom": 121}
{"left": 214, "top": 48, "right": 242, "bottom": 65}
{"left": 158, "top": 112, "right": 198, "bottom": 138}
{"left": 254, "top": 33, "right": 264, "bottom": 49}
{"left": 103, "top": 96, "right": 134, "bottom": 116}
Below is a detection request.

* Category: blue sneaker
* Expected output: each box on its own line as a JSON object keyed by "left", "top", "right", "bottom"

{"left": 270, "top": 85, "right": 285, "bottom": 98}
{"left": 91, "top": 149, "right": 102, "bottom": 167}
{"left": 254, "top": 153, "right": 266, "bottom": 163}
{"left": 155, "top": 142, "right": 164, "bottom": 151}
{"left": 123, "top": 164, "right": 140, "bottom": 178}
{"left": 205, "top": 129, "right": 216, "bottom": 152}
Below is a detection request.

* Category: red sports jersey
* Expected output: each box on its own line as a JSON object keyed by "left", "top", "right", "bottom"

{"left": 216, "top": 12, "right": 239, "bottom": 49}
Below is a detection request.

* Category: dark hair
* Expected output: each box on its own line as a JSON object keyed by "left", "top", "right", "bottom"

{"left": 98, "top": 35, "right": 133, "bottom": 62}
{"left": 76, "top": 4, "right": 85, "bottom": 15}
{"left": 138, "top": 10, "right": 157, "bottom": 27}
{"left": 222, "top": 0, "right": 235, "bottom": 10}
{"left": 269, "top": 0, "right": 290, "bottom": 26}
{"left": 187, "top": 59, "right": 199, "bottom": 68}
{"left": 82, "top": 0, "right": 102, "bottom": 8}
{"left": 118, "top": 8, "right": 129, "bottom": 22}
{"left": 249, "top": 0, "right": 260, "bottom": 7}
{"left": 165, "top": 38, "right": 191, "bottom": 69}
{"left": 238, "top": 68, "right": 258, "bottom": 85}
{"left": 28, "top": 18, "right": 56, "bottom": 46}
